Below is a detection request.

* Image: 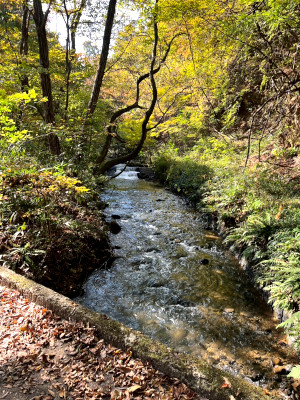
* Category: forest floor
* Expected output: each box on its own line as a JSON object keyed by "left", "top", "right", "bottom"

{"left": 0, "top": 285, "right": 204, "bottom": 400}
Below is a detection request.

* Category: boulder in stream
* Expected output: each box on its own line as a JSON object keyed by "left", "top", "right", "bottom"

{"left": 200, "top": 258, "right": 210, "bottom": 265}
{"left": 109, "top": 221, "right": 122, "bottom": 234}
{"left": 137, "top": 167, "right": 155, "bottom": 180}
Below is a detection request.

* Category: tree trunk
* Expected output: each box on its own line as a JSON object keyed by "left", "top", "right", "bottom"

{"left": 94, "top": 25, "right": 181, "bottom": 170}
{"left": 32, "top": 0, "right": 61, "bottom": 155}
{"left": 20, "top": 3, "right": 30, "bottom": 92}
{"left": 96, "top": 2, "right": 159, "bottom": 175}
{"left": 86, "top": 0, "right": 117, "bottom": 118}
{"left": 70, "top": 0, "right": 86, "bottom": 53}
{"left": 62, "top": 0, "right": 86, "bottom": 116}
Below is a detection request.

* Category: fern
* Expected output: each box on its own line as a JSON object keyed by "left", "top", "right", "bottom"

{"left": 278, "top": 312, "right": 300, "bottom": 330}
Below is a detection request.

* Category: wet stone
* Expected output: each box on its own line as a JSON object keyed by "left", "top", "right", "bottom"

{"left": 200, "top": 258, "right": 209, "bottom": 265}
{"left": 149, "top": 282, "right": 164, "bottom": 288}
{"left": 239, "top": 311, "right": 252, "bottom": 317}
{"left": 145, "top": 247, "right": 161, "bottom": 253}
{"left": 109, "top": 221, "right": 121, "bottom": 234}
{"left": 174, "top": 248, "right": 188, "bottom": 258}
{"left": 224, "top": 308, "right": 235, "bottom": 313}
{"left": 174, "top": 298, "right": 194, "bottom": 307}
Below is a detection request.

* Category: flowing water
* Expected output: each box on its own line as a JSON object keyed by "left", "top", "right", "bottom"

{"left": 77, "top": 166, "right": 297, "bottom": 394}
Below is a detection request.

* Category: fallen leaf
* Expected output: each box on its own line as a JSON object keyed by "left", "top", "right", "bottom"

{"left": 127, "top": 384, "right": 141, "bottom": 393}
{"left": 111, "top": 389, "right": 122, "bottom": 399}
{"left": 119, "top": 366, "right": 133, "bottom": 373}
{"left": 292, "top": 381, "right": 300, "bottom": 391}
{"left": 273, "top": 365, "right": 287, "bottom": 374}
{"left": 20, "top": 324, "right": 29, "bottom": 332}
{"left": 263, "top": 388, "right": 271, "bottom": 395}
{"left": 221, "top": 377, "right": 232, "bottom": 389}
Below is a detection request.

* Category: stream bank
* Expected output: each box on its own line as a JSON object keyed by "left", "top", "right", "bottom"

{"left": 0, "top": 168, "right": 112, "bottom": 298}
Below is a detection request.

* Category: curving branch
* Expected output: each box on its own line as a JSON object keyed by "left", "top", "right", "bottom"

{"left": 94, "top": 29, "right": 184, "bottom": 167}
{"left": 147, "top": 86, "right": 190, "bottom": 132}
{"left": 95, "top": 0, "right": 160, "bottom": 174}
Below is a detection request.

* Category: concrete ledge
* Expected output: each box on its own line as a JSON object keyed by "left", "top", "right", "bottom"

{"left": 0, "top": 267, "right": 275, "bottom": 400}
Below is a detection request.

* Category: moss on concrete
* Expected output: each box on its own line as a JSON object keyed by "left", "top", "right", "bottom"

{"left": 0, "top": 266, "right": 277, "bottom": 400}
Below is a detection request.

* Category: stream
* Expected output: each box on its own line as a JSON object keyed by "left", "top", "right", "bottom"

{"left": 76, "top": 166, "right": 297, "bottom": 396}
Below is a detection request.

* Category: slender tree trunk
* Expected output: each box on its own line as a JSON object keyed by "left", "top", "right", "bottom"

{"left": 64, "top": 10, "right": 71, "bottom": 116}
{"left": 32, "top": 0, "right": 61, "bottom": 155}
{"left": 70, "top": 0, "right": 86, "bottom": 53}
{"left": 86, "top": 0, "right": 117, "bottom": 118}
{"left": 63, "top": 0, "right": 86, "bottom": 116}
{"left": 20, "top": 3, "right": 30, "bottom": 92}
{"left": 96, "top": 1, "right": 159, "bottom": 175}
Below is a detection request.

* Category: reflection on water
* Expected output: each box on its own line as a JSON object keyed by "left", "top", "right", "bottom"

{"left": 76, "top": 166, "right": 297, "bottom": 392}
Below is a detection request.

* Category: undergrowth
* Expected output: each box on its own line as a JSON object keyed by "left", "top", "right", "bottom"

{"left": 0, "top": 163, "right": 111, "bottom": 297}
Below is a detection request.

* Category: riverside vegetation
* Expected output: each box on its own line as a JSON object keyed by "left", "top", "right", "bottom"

{"left": 0, "top": 0, "right": 300, "bottom": 383}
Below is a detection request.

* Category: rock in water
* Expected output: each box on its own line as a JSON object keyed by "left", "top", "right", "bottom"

{"left": 109, "top": 221, "right": 121, "bottom": 234}
{"left": 200, "top": 258, "right": 209, "bottom": 265}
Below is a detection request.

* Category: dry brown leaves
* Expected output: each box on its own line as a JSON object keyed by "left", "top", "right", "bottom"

{"left": 0, "top": 286, "right": 203, "bottom": 400}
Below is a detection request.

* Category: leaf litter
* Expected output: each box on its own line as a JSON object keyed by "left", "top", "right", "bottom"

{"left": 0, "top": 286, "right": 207, "bottom": 399}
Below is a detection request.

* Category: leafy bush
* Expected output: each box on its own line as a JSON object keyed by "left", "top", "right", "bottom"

{"left": 153, "top": 149, "right": 213, "bottom": 202}
{"left": 153, "top": 138, "right": 300, "bottom": 370}
{"left": 0, "top": 165, "right": 109, "bottom": 296}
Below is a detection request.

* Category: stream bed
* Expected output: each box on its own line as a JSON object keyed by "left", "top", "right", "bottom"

{"left": 76, "top": 166, "right": 298, "bottom": 397}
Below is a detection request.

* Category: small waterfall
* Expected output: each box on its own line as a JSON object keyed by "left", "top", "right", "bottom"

{"left": 113, "top": 164, "right": 139, "bottom": 180}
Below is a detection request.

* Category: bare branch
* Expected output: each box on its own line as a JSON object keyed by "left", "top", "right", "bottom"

{"left": 147, "top": 87, "right": 190, "bottom": 132}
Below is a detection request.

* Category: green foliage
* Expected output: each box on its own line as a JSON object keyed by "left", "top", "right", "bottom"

{"left": 154, "top": 135, "right": 300, "bottom": 363}
{"left": 260, "top": 225, "right": 300, "bottom": 310}
{"left": 226, "top": 213, "right": 279, "bottom": 260}
{"left": 153, "top": 146, "right": 213, "bottom": 202}
{"left": 0, "top": 164, "right": 108, "bottom": 294}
